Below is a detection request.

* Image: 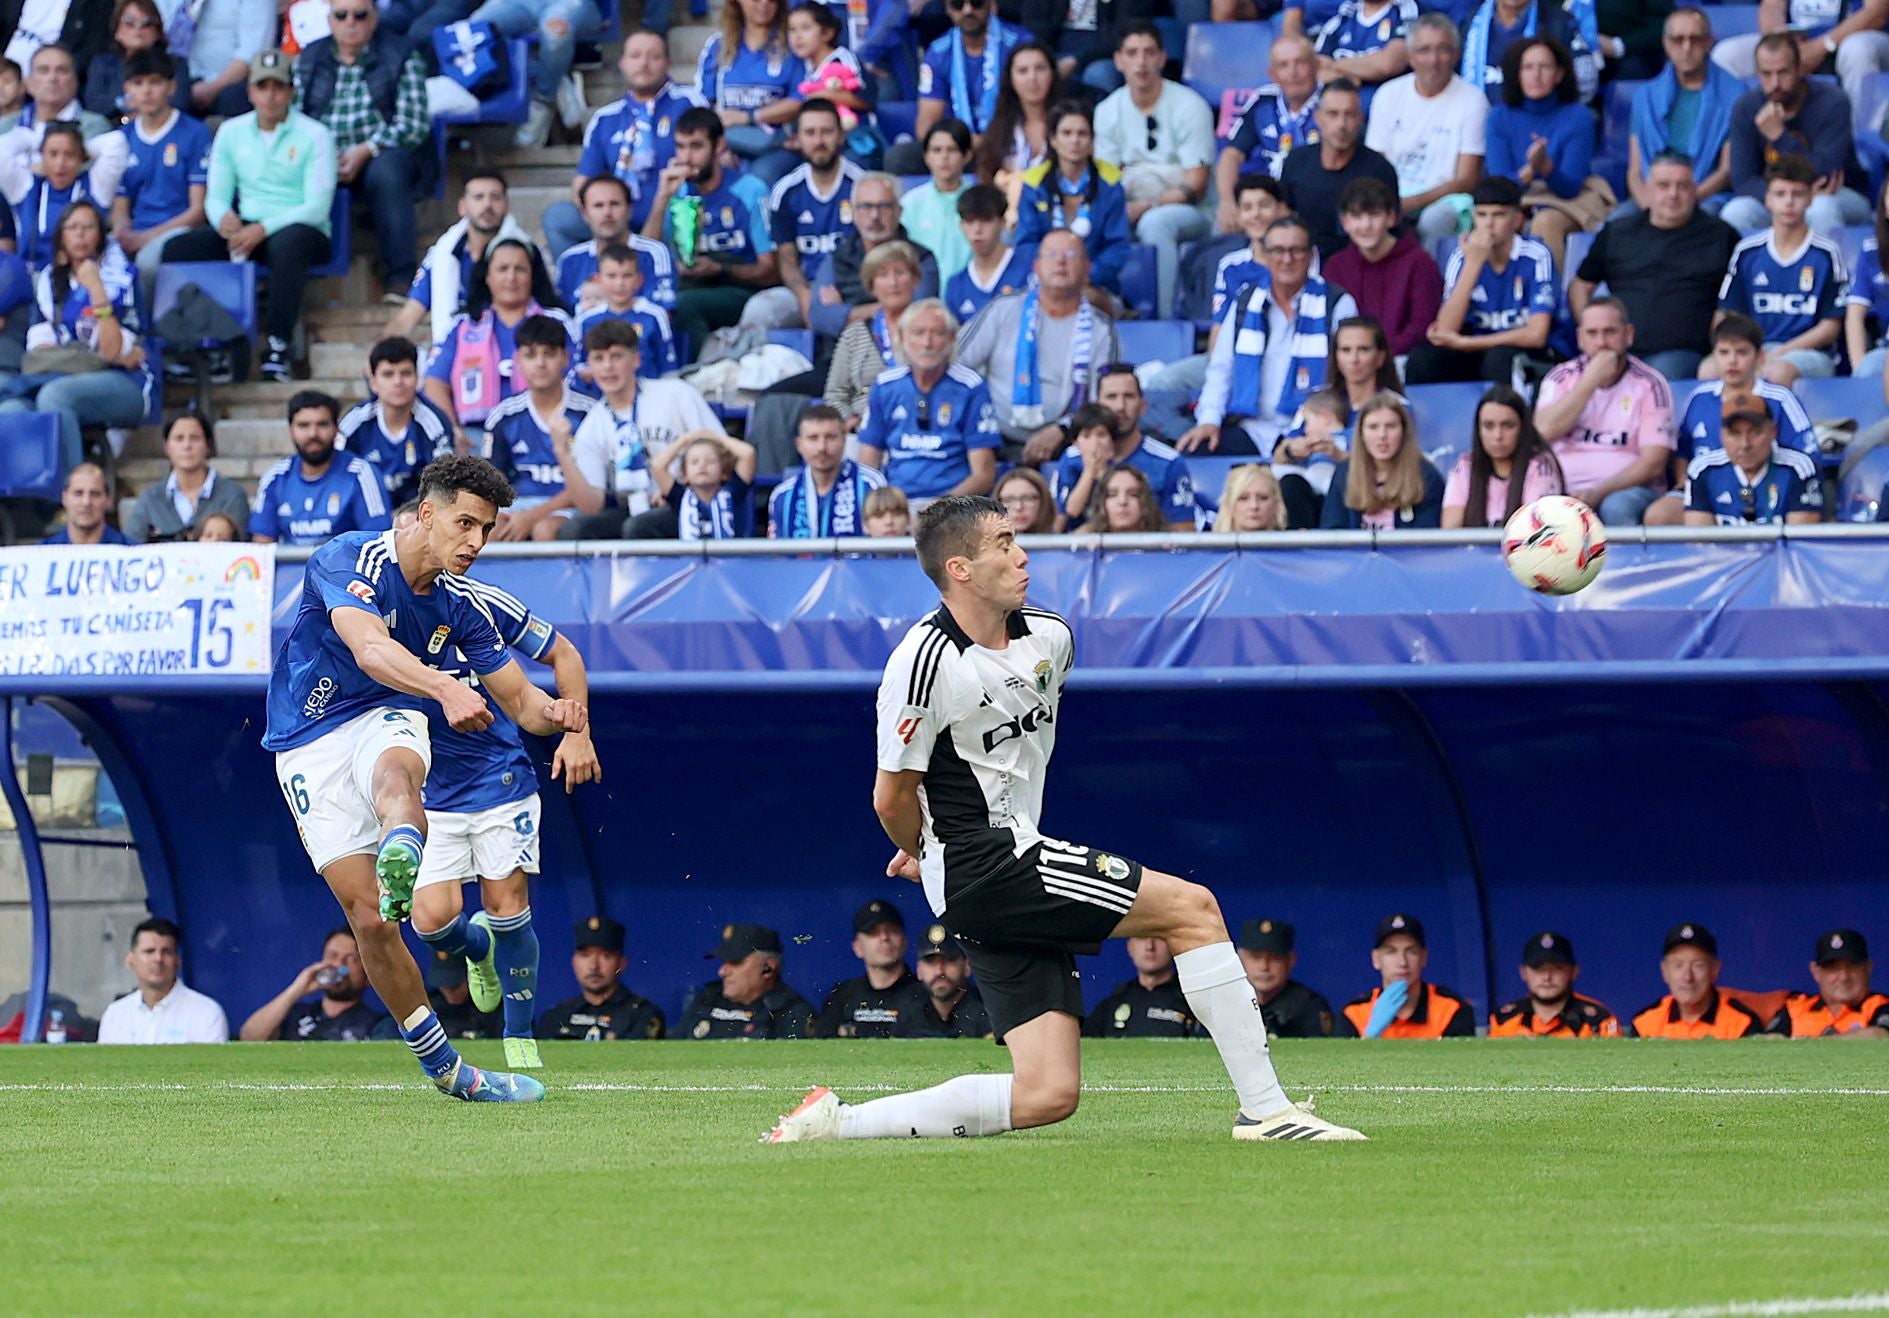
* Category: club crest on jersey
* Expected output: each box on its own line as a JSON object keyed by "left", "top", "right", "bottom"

{"left": 327, "top": 492, "right": 342, "bottom": 516}
{"left": 839, "top": 200, "right": 853, "bottom": 225}
{"left": 427, "top": 624, "right": 452, "bottom": 654}
{"left": 1095, "top": 853, "right": 1131, "bottom": 882}
{"left": 1800, "top": 265, "right": 1815, "bottom": 293}
{"left": 347, "top": 580, "right": 375, "bottom": 603}
{"left": 1034, "top": 659, "right": 1053, "bottom": 693}
{"left": 937, "top": 402, "right": 953, "bottom": 426}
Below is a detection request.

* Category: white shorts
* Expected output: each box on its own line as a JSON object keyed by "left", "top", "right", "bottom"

{"left": 416, "top": 794, "right": 542, "bottom": 888}
{"left": 275, "top": 707, "right": 433, "bottom": 873}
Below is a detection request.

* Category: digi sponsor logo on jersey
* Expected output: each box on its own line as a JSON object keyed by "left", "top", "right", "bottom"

{"left": 981, "top": 704, "right": 1053, "bottom": 753}
{"left": 1751, "top": 292, "right": 1819, "bottom": 315}
{"left": 302, "top": 676, "right": 339, "bottom": 719}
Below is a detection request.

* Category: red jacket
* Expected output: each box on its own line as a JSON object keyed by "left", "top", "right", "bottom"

{"left": 1323, "top": 232, "right": 1445, "bottom": 358}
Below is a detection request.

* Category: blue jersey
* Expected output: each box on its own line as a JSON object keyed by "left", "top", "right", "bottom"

{"left": 337, "top": 395, "right": 456, "bottom": 504}
{"left": 410, "top": 241, "right": 474, "bottom": 314}
{"left": 917, "top": 20, "right": 1025, "bottom": 133}
{"left": 1228, "top": 84, "right": 1322, "bottom": 178}
{"left": 1684, "top": 447, "right": 1823, "bottom": 524}
{"left": 422, "top": 575, "right": 562, "bottom": 814}
{"left": 482, "top": 388, "right": 600, "bottom": 502}
{"left": 574, "top": 298, "right": 676, "bottom": 384}
{"left": 1845, "top": 234, "right": 1889, "bottom": 342}
{"left": 15, "top": 173, "right": 101, "bottom": 270}
{"left": 768, "top": 160, "right": 862, "bottom": 264}
{"left": 41, "top": 525, "right": 131, "bottom": 545}
{"left": 855, "top": 363, "right": 1001, "bottom": 498}
{"left": 555, "top": 234, "right": 677, "bottom": 311}
{"left": 767, "top": 459, "right": 886, "bottom": 537}
{"left": 1051, "top": 435, "right": 1196, "bottom": 528}
{"left": 1445, "top": 235, "right": 1560, "bottom": 335}
{"left": 261, "top": 530, "right": 508, "bottom": 752}
{"left": 1213, "top": 247, "right": 1271, "bottom": 319}
{"left": 695, "top": 33, "right": 802, "bottom": 114}
{"left": 250, "top": 454, "right": 392, "bottom": 545}
{"left": 1718, "top": 230, "right": 1847, "bottom": 350}
{"left": 662, "top": 172, "right": 774, "bottom": 265}
{"left": 1314, "top": 0, "right": 1417, "bottom": 60}
{"left": 943, "top": 245, "right": 1035, "bottom": 323}
{"left": 119, "top": 111, "right": 213, "bottom": 231}
{"left": 575, "top": 82, "right": 709, "bottom": 229}
{"left": 1675, "top": 380, "right": 1818, "bottom": 466}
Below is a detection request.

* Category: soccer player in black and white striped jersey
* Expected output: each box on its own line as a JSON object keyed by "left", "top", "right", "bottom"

{"left": 763, "top": 495, "right": 1366, "bottom": 1144}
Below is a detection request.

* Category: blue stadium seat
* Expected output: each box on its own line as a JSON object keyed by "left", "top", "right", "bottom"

{"left": 153, "top": 262, "right": 258, "bottom": 341}
{"left": 1793, "top": 375, "right": 1879, "bottom": 427}
{"left": 442, "top": 39, "right": 531, "bottom": 126}
{"left": 1708, "top": 5, "right": 1763, "bottom": 39}
{"left": 1118, "top": 245, "right": 1158, "bottom": 320}
{"left": 767, "top": 327, "right": 814, "bottom": 361}
{"left": 0, "top": 412, "right": 64, "bottom": 500}
{"left": 1835, "top": 224, "right": 1870, "bottom": 279}
{"left": 1183, "top": 21, "right": 1273, "bottom": 115}
{"left": 1837, "top": 440, "right": 1889, "bottom": 520}
{"left": 1405, "top": 381, "right": 1486, "bottom": 475}
{"left": 1116, "top": 319, "right": 1196, "bottom": 365}
{"left": 878, "top": 101, "right": 918, "bottom": 145}
{"left": 1184, "top": 454, "right": 1246, "bottom": 509}
{"left": 308, "top": 188, "right": 352, "bottom": 279}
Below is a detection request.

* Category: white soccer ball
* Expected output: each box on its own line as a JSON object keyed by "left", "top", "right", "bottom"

{"left": 1502, "top": 495, "right": 1607, "bottom": 596}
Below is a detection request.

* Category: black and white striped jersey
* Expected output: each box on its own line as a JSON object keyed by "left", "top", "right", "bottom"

{"left": 876, "top": 604, "right": 1075, "bottom": 912}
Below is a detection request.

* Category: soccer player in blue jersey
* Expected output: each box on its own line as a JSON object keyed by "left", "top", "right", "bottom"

{"left": 264, "top": 455, "right": 588, "bottom": 1101}
{"left": 408, "top": 573, "right": 599, "bottom": 1073}
{"left": 1710, "top": 154, "right": 1847, "bottom": 386}
{"left": 1407, "top": 176, "right": 1557, "bottom": 386}
{"left": 251, "top": 392, "right": 393, "bottom": 546}
{"left": 1682, "top": 396, "right": 1824, "bottom": 526}
{"left": 485, "top": 315, "right": 600, "bottom": 540}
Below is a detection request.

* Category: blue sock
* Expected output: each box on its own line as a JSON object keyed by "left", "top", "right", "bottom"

{"left": 399, "top": 1006, "right": 463, "bottom": 1085}
{"left": 415, "top": 911, "right": 488, "bottom": 961}
{"left": 381, "top": 823, "right": 424, "bottom": 860}
{"left": 488, "top": 906, "right": 538, "bottom": 1039}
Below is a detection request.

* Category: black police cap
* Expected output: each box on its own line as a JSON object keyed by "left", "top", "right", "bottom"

{"left": 714, "top": 923, "right": 783, "bottom": 962}
{"left": 1814, "top": 928, "right": 1869, "bottom": 964}
{"left": 1238, "top": 918, "right": 1295, "bottom": 955}
{"left": 853, "top": 899, "right": 906, "bottom": 935}
{"left": 1522, "top": 931, "right": 1576, "bottom": 967}
{"left": 1662, "top": 922, "right": 1718, "bottom": 958}
{"left": 1375, "top": 913, "right": 1425, "bottom": 948}
{"left": 573, "top": 915, "right": 625, "bottom": 954}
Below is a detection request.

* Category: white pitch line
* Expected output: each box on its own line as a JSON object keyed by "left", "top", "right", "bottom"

{"left": 1, "top": 1081, "right": 1887, "bottom": 1097}
{"left": 1525, "top": 1294, "right": 1889, "bottom": 1318}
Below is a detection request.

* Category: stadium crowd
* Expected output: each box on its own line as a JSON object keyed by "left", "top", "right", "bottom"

{"left": 8, "top": 0, "right": 1889, "bottom": 543}
{"left": 65, "top": 908, "right": 1889, "bottom": 1042}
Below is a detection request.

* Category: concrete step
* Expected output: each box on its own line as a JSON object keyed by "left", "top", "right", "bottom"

{"left": 117, "top": 453, "right": 282, "bottom": 488}
{"left": 161, "top": 378, "right": 365, "bottom": 416}
{"left": 480, "top": 144, "right": 583, "bottom": 169}
{"left": 311, "top": 342, "right": 370, "bottom": 380}
{"left": 501, "top": 185, "right": 565, "bottom": 244}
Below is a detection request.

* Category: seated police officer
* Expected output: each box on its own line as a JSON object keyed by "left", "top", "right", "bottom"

{"left": 1335, "top": 914, "right": 1475, "bottom": 1038}
{"left": 425, "top": 948, "right": 499, "bottom": 1040}
{"left": 1084, "top": 937, "right": 1197, "bottom": 1037}
{"left": 678, "top": 924, "right": 813, "bottom": 1040}
{"left": 913, "top": 923, "right": 992, "bottom": 1039}
{"left": 814, "top": 899, "right": 930, "bottom": 1038}
{"left": 1627, "top": 923, "right": 1766, "bottom": 1039}
{"left": 1237, "top": 918, "right": 1335, "bottom": 1038}
{"left": 1490, "top": 932, "right": 1620, "bottom": 1038}
{"left": 536, "top": 916, "right": 666, "bottom": 1041}
{"left": 1768, "top": 929, "right": 1889, "bottom": 1038}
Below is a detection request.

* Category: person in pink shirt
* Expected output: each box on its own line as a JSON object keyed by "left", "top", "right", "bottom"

{"left": 1441, "top": 386, "right": 1566, "bottom": 528}
{"left": 1531, "top": 297, "right": 1675, "bottom": 525}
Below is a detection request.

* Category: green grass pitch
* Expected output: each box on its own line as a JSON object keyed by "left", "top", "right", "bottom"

{"left": 4, "top": 1040, "right": 1888, "bottom": 1316}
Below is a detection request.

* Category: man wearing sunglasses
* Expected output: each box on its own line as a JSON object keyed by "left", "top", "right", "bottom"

{"left": 1682, "top": 393, "right": 1823, "bottom": 526}
{"left": 1093, "top": 22, "right": 1213, "bottom": 321}
{"left": 904, "top": 0, "right": 1024, "bottom": 172}
{"left": 293, "top": 0, "right": 430, "bottom": 303}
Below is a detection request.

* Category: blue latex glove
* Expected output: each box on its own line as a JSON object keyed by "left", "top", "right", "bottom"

{"left": 1363, "top": 979, "right": 1410, "bottom": 1038}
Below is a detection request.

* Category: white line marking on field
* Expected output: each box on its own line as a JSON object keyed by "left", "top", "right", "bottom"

{"left": 2, "top": 1081, "right": 1888, "bottom": 1097}
{"left": 1525, "top": 1293, "right": 1889, "bottom": 1317}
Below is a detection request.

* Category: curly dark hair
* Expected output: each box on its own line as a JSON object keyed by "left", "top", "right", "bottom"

{"left": 419, "top": 455, "right": 515, "bottom": 511}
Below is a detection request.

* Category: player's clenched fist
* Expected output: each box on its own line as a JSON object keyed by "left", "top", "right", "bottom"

{"left": 886, "top": 849, "right": 920, "bottom": 883}
{"left": 439, "top": 683, "right": 494, "bottom": 733}
{"left": 545, "top": 699, "right": 590, "bottom": 734}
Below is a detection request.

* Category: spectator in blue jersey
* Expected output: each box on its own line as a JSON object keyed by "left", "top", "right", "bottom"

{"left": 901, "top": 117, "right": 973, "bottom": 284}
{"left": 553, "top": 175, "right": 665, "bottom": 311}
{"left": 806, "top": 170, "right": 939, "bottom": 340}
{"left": 1709, "top": 154, "right": 1846, "bottom": 386}
{"left": 124, "top": 413, "right": 254, "bottom": 542}
{"left": 1013, "top": 100, "right": 1129, "bottom": 299}
{"left": 484, "top": 313, "right": 601, "bottom": 540}
{"left": 1722, "top": 35, "right": 1868, "bottom": 236}
{"left": 859, "top": 297, "right": 1000, "bottom": 500}
{"left": 1307, "top": 0, "right": 1417, "bottom": 89}
{"left": 823, "top": 239, "right": 922, "bottom": 422}
{"left": 942, "top": 180, "right": 1031, "bottom": 323}
{"left": 1683, "top": 395, "right": 1824, "bottom": 525}
{"left": 1320, "top": 392, "right": 1445, "bottom": 528}
{"left": 1713, "top": 0, "right": 1889, "bottom": 111}
{"left": 249, "top": 391, "right": 393, "bottom": 544}
{"left": 385, "top": 172, "right": 535, "bottom": 346}
{"left": 1050, "top": 364, "right": 1194, "bottom": 531}
{"left": 107, "top": 50, "right": 210, "bottom": 308}
{"left": 544, "top": 29, "right": 707, "bottom": 256}
{"left": 898, "top": 0, "right": 1026, "bottom": 177}
{"left": 739, "top": 98, "right": 861, "bottom": 332}
{"left": 338, "top": 338, "right": 456, "bottom": 506}
{"left": 424, "top": 237, "right": 572, "bottom": 452}
{"left": 83, "top": 0, "right": 191, "bottom": 119}
{"left": 1458, "top": 0, "right": 1598, "bottom": 104}
{"left": 696, "top": 0, "right": 804, "bottom": 186}
{"left": 1213, "top": 34, "right": 1321, "bottom": 228}
{"left": 1484, "top": 35, "right": 1598, "bottom": 268}
{"left": 647, "top": 428, "right": 760, "bottom": 538}
{"left": 293, "top": 0, "right": 431, "bottom": 304}
{"left": 1181, "top": 213, "right": 1358, "bottom": 458}
{"left": 1649, "top": 312, "right": 1817, "bottom": 525}
{"left": 642, "top": 105, "right": 778, "bottom": 366}
{"left": 468, "top": 0, "right": 607, "bottom": 152}
{"left": 1624, "top": 10, "right": 1738, "bottom": 217}
{"left": 0, "top": 200, "right": 151, "bottom": 473}
{"left": 769, "top": 400, "right": 886, "bottom": 536}
{"left": 1844, "top": 180, "right": 1889, "bottom": 380}
{"left": 2, "top": 120, "right": 113, "bottom": 271}
{"left": 573, "top": 243, "right": 679, "bottom": 386}
{"left": 1406, "top": 176, "right": 1558, "bottom": 386}
{"left": 40, "top": 462, "right": 130, "bottom": 544}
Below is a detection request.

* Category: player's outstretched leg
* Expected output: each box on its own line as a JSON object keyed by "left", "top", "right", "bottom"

{"left": 1117, "top": 870, "right": 1365, "bottom": 1142}
{"left": 371, "top": 748, "right": 429, "bottom": 924}
{"left": 480, "top": 872, "right": 541, "bottom": 1070}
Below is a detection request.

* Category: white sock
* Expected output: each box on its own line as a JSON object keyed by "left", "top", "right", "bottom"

{"left": 837, "top": 1074, "right": 1015, "bottom": 1139}
{"left": 1174, "top": 942, "right": 1289, "bottom": 1118}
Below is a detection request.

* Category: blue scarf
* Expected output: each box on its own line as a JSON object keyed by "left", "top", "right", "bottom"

{"left": 1460, "top": 0, "right": 1536, "bottom": 91}
{"left": 781, "top": 459, "right": 869, "bottom": 537}
{"left": 1226, "top": 278, "right": 1333, "bottom": 421}
{"left": 679, "top": 484, "right": 738, "bottom": 540}
{"left": 869, "top": 309, "right": 897, "bottom": 365}
{"left": 948, "top": 27, "right": 1002, "bottom": 132}
{"left": 1011, "top": 287, "right": 1095, "bottom": 430}
{"left": 1630, "top": 60, "right": 1742, "bottom": 186}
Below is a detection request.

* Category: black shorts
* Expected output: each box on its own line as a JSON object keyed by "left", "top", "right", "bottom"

{"left": 940, "top": 830, "right": 1145, "bottom": 1042}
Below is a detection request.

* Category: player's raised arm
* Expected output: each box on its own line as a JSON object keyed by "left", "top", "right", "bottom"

{"left": 478, "top": 659, "right": 589, "bottom": 738}
{"left": 331, "top": 607, "right": 493, "bottom": 733}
